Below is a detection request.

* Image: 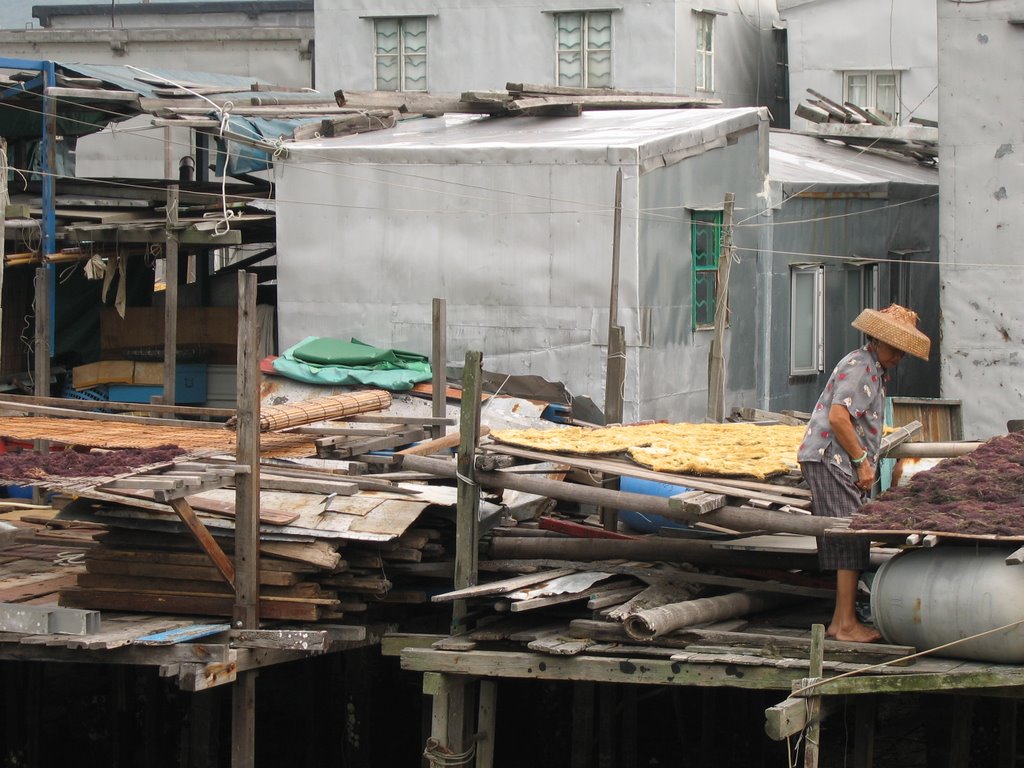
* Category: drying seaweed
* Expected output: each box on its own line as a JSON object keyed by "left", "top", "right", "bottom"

{"left": 850, "top": 432, "right": 1024, "bottom": 535}
{"left": 0, "top": 445, "right": 185, "bottom": 482}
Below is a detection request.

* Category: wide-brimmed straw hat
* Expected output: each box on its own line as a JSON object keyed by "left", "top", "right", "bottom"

{"left": 852, "top": 304, "right": 931, "bottom": 360}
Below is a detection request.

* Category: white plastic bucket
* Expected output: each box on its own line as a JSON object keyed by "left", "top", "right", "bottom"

{"left": 871, "top": 546, "right": 1024, "bottom": 663}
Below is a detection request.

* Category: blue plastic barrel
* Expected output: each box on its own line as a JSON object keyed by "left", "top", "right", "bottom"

{"left": 617, "top": 476, "right": 691, "bottom": 533}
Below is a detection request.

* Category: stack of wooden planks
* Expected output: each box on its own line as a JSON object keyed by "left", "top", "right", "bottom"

{"left": 794, "top": 88, "right": 938, "bottom": 164}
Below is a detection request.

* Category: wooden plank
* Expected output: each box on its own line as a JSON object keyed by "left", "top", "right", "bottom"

{"left": 431, "top": 298, "right": 448, "bottom": 441}
{"left": 671, "top": 490, "right": 727, "bottom": 515}
{"left": 75, "top": 573, "right": 322, "bottom": 598}
{"left": 81, "top": 558, "right": 298, "bottom": 586}
{"left": 60, "top": 588, "right": 325, "bottom": 621}
{"left": 538, "top": 517, "right": 635, "bottom": 540}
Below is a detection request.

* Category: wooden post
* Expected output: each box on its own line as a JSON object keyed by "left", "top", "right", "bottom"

{"left": 231, "top": 271, "right": 260, "bottom": 768}
{"left": 853, "top": 696, "right": 877, "bottom": 768}
{"left": 604, "top": 168, "right": 624, "bottom": 425}
{"left": 707, "top": 192, "right": 735, "bottom": 423}
{"left": 571, "top": 682, "right": 596, "bottom": 768}
{"left": 163, "top": 184, "right": 179, "bottom": 405}
{"left": 425, "top": 672, "right": 473, "bottom": 761}
{"left": 601, "top": 171, "right": 625, "bottom": 532}
{"left": 431, "top": 298, "right": 447, "bottom": 440}
{"left": 452, "top": 350, "right": 483, "bottom": 631}
{"left": 598, "top": 683, "right": 617, "bottom": 768}
{"left": 600, "top": 325, "right": 625, "bottom": 532}
{"left": 476, "top": 679, "right": 497, "bottom": 768}
{"left": 998, "top": 699, "right": 1017, "bottom": 768}
{"left": 803, "top": 623, "right": 825, "bottom": 768}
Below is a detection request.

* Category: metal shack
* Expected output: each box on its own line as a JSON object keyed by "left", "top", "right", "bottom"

{"left": 274, "top": 107, "right": 769, "bottom": 423}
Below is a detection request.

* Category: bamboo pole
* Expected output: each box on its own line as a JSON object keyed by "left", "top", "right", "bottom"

{"left": 488, "top": 535, "right": 820, "bottom": 571}
{"left": 431, "top": 298, "right": 447, "bottom": 440}
{"left": 162, "top": 184, "right": 179, "bottom": 406}
{"left": 399, "top": 453, "right": 845, "bottom": 537}
{"left": 707, "top": 193, "right": 734, "bottom": 423}
{"left": 623, "top": 590, "right": 791, "bottom": 640}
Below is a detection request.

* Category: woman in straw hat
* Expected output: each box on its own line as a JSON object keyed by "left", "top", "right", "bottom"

{"left": 797, "top": 304, "right": 931, "bottom": 643}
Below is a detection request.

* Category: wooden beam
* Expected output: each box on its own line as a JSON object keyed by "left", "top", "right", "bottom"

{"left": 168, "top": 498, "right": 236, "bottom": 588}
{"left": 402, "top": 647, "right": 797, "bottom": 690}
{"left": 233, "top": 271, "right": 260, "bottom": 630}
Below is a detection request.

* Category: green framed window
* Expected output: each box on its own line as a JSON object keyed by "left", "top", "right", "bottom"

{"left": 692, "top": 210, "right": 723, "bottom": 329}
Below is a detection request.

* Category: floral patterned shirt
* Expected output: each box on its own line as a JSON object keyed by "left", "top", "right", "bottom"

{"left": 797, "top": 344, "right": 887, "bottom": 477}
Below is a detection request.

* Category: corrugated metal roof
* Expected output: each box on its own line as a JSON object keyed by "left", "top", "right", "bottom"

{"left": 769, "top": 130, "right": 938, "bottom": 186}
{"left": 58, "top": 61, "right": 325, "bottom": 104}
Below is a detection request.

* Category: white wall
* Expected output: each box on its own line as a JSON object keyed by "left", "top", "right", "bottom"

{"left": 780, "top": 0, "right": 938, "bottom": 127}
{"left": 937, "top": 0, "right": 1024, "bottom": 439}
{"left": 314, "top": 0, "right": 779, "bottom": 109}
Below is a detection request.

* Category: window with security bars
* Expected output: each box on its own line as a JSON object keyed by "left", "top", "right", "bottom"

{"left": 374, "top": 17, "right": 427, "bottom": 92}
{"left": 555, "top": 11, "right": 612, "bottom": 88}
{"left": 692, "top": 210, "right": 723, "bottom": 329}
{"left": 695, "top": 12, "right": 714, "bottom": 92}
{"left": 844, "top": 70, "right": 900, "bottom": 122}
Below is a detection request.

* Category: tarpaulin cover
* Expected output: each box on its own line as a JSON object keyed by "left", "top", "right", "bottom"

{"left": 272, "top": 337, "right": 432, "bottom": 391}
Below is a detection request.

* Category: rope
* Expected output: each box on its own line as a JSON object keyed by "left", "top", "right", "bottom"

{"left": 423, "top": 737, "right": 477, "bottom": 767}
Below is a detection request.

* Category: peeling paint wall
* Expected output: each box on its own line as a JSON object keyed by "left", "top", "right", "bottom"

{"left": 938, "top": 0, "right": 1024, "bottom": 439}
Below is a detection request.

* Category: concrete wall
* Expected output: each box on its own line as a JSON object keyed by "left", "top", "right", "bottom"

{"left": 938, "top": 0, "right": 1024, "bottom": 439}
{"left": 314, "top": 0, "right": 780, "bottom": 110}
{"left": 780, "top": 0, "right": 938, "bottom": 127}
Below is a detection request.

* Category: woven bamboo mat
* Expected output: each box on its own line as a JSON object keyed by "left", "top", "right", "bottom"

{"left": 257, "top": 390, "right": 392, "bottom": 432}
{"left": 0, "top": 417, "right": 315, "bottom": 458}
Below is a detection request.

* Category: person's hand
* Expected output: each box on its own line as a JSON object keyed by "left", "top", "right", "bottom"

{"left": 856, "top": 459, "right": 875, "bottom": 492}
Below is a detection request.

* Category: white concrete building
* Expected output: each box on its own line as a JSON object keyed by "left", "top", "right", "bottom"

{"left": 779, "top": 0, "right": 938, "bottom": 127}
{"left": 314, "top": 0, "right": 783, "bottom": 114}
{"left": 937, "top": 0, "right": 1024, "bottom": 439}
{"left": 0, "top": 1, "right": 315, "bottom": 177}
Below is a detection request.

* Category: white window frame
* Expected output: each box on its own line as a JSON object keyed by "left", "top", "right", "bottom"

{"left": 843, "top": 70, "right": 901, "bottom": 122}
{"left": 373, "top": 16, "right": 428, "bottom": 92}
{"left": 790, "top": 264, "right": 825, "bottom": 376}
{"left": 695, "top": 11, "right": 715, "bottom": 93}
{"left": 554, "top": 11, "right": 613, "bottom": 88}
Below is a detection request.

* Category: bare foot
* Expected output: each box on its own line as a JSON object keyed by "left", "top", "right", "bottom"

{"left": 826, "top": 622, "right": 882, "bottom": 643}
